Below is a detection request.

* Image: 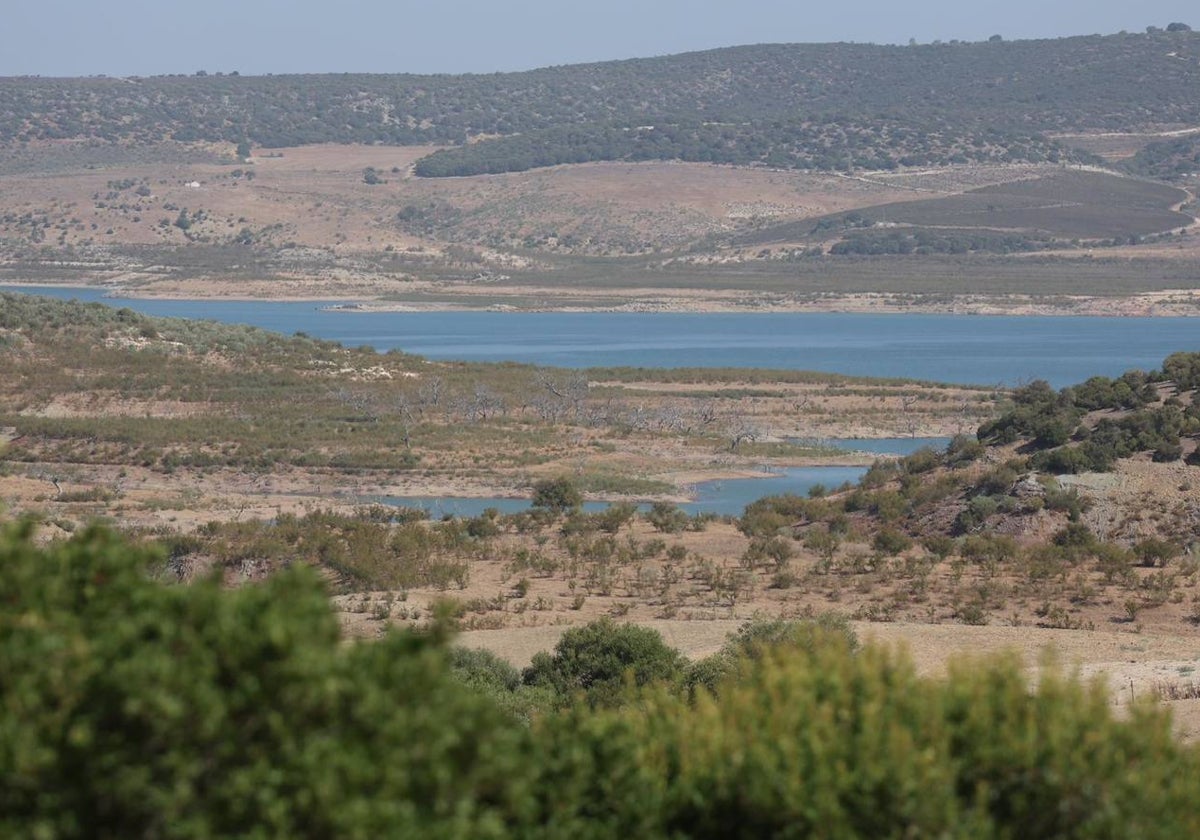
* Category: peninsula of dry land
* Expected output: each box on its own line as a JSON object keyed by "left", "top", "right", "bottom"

{"left": 3, "top": 296, "right": 1200, "bottom": 734}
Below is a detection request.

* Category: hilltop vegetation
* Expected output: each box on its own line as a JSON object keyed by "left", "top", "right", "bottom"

{"left": 3, "top": 29, "right": 1200, "bottom": 178}
{"left": 410, "top": 118, "right": 1078, "bottom": 177}
{"left": 977, "top": 353, "right": 1200, "bottom": 473}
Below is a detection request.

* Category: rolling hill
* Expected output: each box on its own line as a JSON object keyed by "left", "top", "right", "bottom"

{"left": 1, "top": 28, "right": 1198, "bottom": 302}
{"left": 3, "top": 29, "right": 1200, "bottom": 178}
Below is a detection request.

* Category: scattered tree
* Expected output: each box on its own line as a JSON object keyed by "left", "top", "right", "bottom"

{"left": 530, "top": 476, "right": 583, "bottom": 513}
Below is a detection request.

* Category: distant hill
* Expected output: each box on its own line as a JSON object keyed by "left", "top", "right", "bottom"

{"left": 2, "top": 29, "right": 1199, "bottom": 177}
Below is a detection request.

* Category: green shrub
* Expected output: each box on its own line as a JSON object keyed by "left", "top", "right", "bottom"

{"left": 859, "top": 459, "right": 901, "bottom": 489}
{"left": 922, "top": 534, "right": 956, "bottom": 559}
{"left": 1154, "top": 441, "right": 1184, "bottom": 462}
{"left": 1163, "top": 351, "right": 1200, "bottom": 391}
{"left": 450, "top": 646, "right": 522, "bottom": 692}
{"left": 685, "top": 614, "right": 859, "bottom": 697}
{"left": 741, "top": 536, "right": 794, "bottom": 569}
{"left": 953, "top": 494, "right": 999, "bottom": 534}
{"left": 645, "top": 501, "right": 688, "bottom": 533}
{"left": 530, "top": 476, "right": 584, "bottom": 513}
{"left": 558, "top": 636, "right": 1200, "bottom": 839}
{"left": 872, "top": 528, "right": 914, "bottom": 556}
{"left": 1134, "top": 538, "right": 1182, "bottom": 568}
{"left": 960, "top": 532, "right": 1018, "bottom": 564}
{"left": 900, "top": 446, "right": 941, "bottom": 475}
{"left": 0, "top": 520, "right": 532, "bottom": 838}
{"left": 738, "top": 494, "right": 810, "bottom": 537}
{"left": 1044, "top": 483, "right": 1090, "bottom": 519}
{"left": 522, "top": 618, "right": 685, "bottom": 708}
{"left": 594, "top": 501, "right": 638, "bottom": 534}
{"left": 1054, "top": 522, "right": 1098, "bottom": 554}
{"left": 465, "top": 510, "right": 502, "bottom": 538}
{"left": 974, "top": 465, "right": 1018, "bottom": 497}
{"left": 448, "top": 646, "right": 554, "bottom": 723}
{"left": 1033, "top": 444, "right": 1098, "bottom": 474}
{"left": 7, "top": 522, "right": 1200, "bottom": 838}
{"left": 945, "top": 433, "right": 984, "bottom": 464}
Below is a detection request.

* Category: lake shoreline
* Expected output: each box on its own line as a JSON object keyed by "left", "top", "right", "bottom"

{"left": 5, "top": 282, "right": 1196, "bottom": 388}
{"left": 3, "top": 279, "right": 1200, "bottom": 317}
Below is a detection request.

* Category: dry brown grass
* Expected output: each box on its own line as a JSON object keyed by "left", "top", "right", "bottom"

{"left": 0, "top": 144, "right": 907, "bottom": 259}
{"left": 2, "top": 142, "right": 1195, "bottom": 311}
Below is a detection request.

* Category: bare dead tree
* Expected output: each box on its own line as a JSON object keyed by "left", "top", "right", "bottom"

{"left": 582, "top": 396, "right": 620, "bottom": 428}
{"left": 956, "top": 397, "right": 976, "bottom": 436}
{"left": 899, "top": 392, "right": 920, "bottom": 438}
{"left": 331, "top": 388, "right": 379, "bottom": 423}
{"left": 626, "top": 405, "right": 653, "bottom": 432}
{"left": 468, "top": 384, "right": 505, "bottom": 422}
{"left": 417, "top": 376, "right": 444, "bottom": 417}
{"left": 529, "top": 393, "right": 563, "bottom": 422}
{"left": 727, "top": 415, "right": 763, "bottom": 452}
{"left": 394, "top": 390, "right": 418, "bottom": 449}
{"left": 694, "top": 399, "right": 720, "bottom": 431}
{"left": 655, "top": 406, "right": 687, "bottom": 432}
{"left": 535, "top": 368, "right": 589, "bottom": 422}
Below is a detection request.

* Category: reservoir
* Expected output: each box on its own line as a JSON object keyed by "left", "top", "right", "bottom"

{"left": 381, "top": 466, "right": 870, "bottom": 519}
{"left": 2, "top": 285, "right": 1197, "bottom": 387}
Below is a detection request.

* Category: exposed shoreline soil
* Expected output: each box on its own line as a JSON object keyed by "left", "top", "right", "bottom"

{"left": 5, "top": 278, "right": 1200, "bottom": 317}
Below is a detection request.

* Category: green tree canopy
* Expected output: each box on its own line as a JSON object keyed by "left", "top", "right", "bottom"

{"left": 522, "top": 618, "right": 685, "bottom": 707}
{"left": 530, "top": 475, "right": 583, "bottom": 513}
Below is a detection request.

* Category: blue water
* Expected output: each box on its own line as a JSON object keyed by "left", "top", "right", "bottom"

{"left": 382, "top": 466, "right": 869, "bottom": 519}
{"left": 4, "top": 285, "right": 1197, "bottom": 387}
{"left": 680, "top": 466, "right": 868, "bottom": 514}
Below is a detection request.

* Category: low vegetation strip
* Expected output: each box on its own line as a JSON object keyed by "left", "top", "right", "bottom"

{"left": 410, "top": 118, "right": 1085, "bottom": 177}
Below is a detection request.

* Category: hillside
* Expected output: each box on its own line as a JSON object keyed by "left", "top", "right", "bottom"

{"left": 6, "top": 296, "right": 1200, "bottom": 743}
{"left": 2, "top": 29, "right": 1199, "bottom": 309}
{"left": 3, "top": 30, "right": 1200, "bottom": 177}
{"left": 0, "top": 291, "right": 985, "bottom": 526}
{"left": 3, "top": 294, "right": 1199, "bottom": 641}
{"left": 0, "top": 142, "right": 1196, "bottom": 310}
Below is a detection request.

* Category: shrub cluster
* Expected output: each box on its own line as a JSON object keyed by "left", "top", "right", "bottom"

{"left": 1032, "top": 405, "right": 1191, "bottom": 473}
{"left": 979, "top": 356, "right": 1200, "bottom": 474}
{"left": 6, "top": 523, "right": 1200, "bottom": 837}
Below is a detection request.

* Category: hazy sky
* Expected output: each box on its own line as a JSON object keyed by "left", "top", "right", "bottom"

{"left": 4, "top": 0, "right": 1197, "bottom": 77}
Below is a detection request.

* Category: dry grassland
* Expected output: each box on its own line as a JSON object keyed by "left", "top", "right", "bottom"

{"left": 2, "top": 142, "right": 1195, "bottom": 312}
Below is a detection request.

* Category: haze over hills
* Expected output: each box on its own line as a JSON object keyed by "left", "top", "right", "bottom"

{"left": 3, "top": 29, "right": 1199, "bottom": 177}
{"left": 1, "top": 26, "right": 1198, "bottom": 309}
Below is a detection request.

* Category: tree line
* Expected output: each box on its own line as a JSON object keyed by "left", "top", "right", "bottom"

{"left": 2, "top": 29, "right": 1197, "bottom": 177}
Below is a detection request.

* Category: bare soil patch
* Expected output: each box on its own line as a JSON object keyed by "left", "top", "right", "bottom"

{"left": 5, "top": 144, "right": 1194, "bottom": 314}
